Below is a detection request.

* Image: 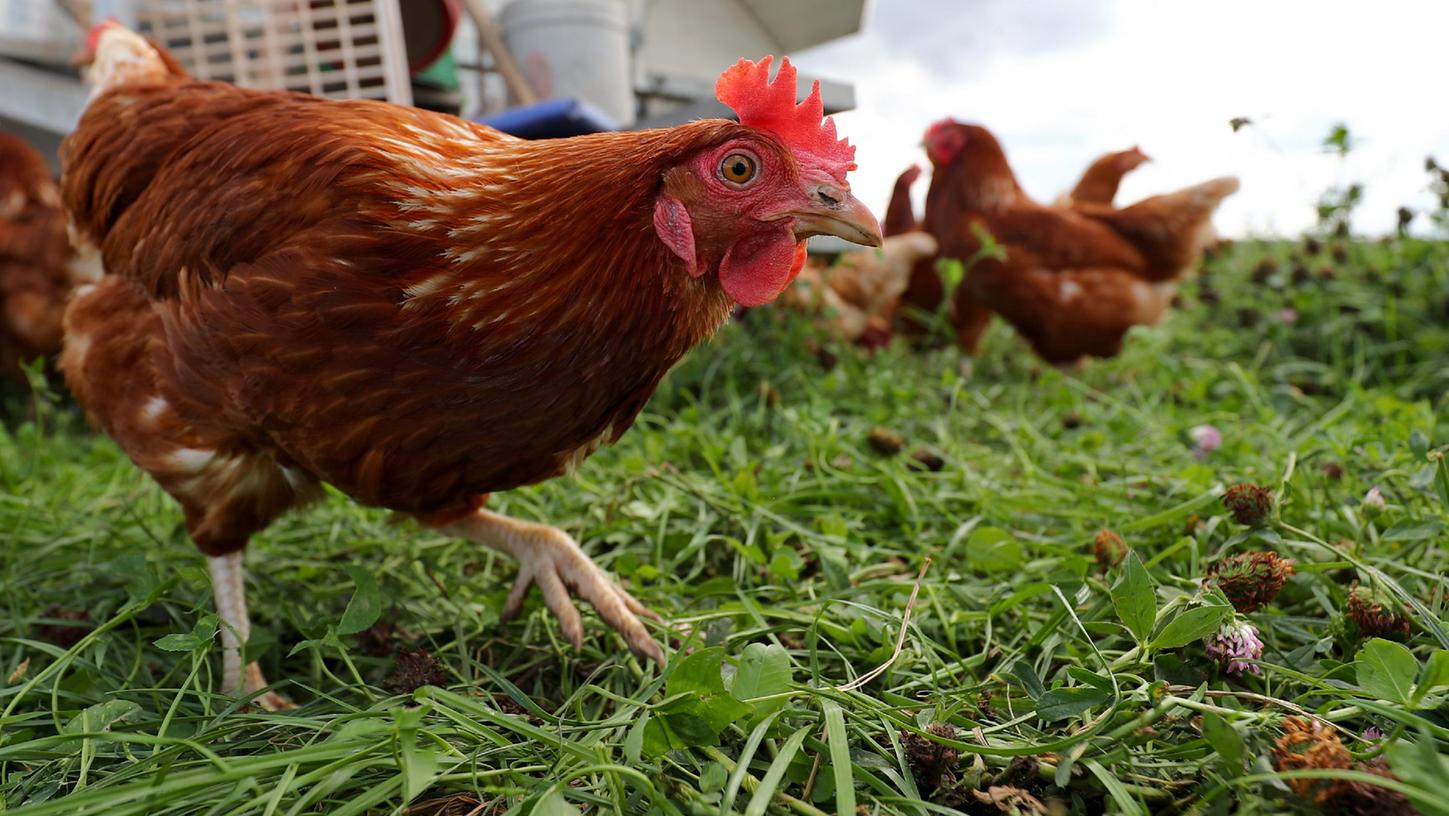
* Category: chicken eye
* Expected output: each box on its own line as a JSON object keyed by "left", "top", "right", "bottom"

{"left": 719, "top": 153, "right": 758, "bottom": 186}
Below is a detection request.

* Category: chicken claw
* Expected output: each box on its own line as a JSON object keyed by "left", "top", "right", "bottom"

{"left": 429, "top": 509, "right": 665, "bottom": 663}
{"left": 241, "top": 664, "right": 296, "bottom": 712}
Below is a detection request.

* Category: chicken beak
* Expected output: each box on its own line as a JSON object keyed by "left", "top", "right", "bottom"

{"left": 785, "top": 184, "right": 883, "bottom": 247}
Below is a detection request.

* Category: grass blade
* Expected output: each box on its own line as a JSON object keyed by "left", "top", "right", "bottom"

{"left": 744, "top": 725, "right": 812, "bottom": 816}
{"left": 822, "top": 700, "right": 856, "bottom": 816}
{"left": 721, "top": 709, "right": 783, "bottom": 816}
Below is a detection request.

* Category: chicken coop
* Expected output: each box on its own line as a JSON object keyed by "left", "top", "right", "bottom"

{"left": 0, "top": 0, "right": 866, "bottom": 167}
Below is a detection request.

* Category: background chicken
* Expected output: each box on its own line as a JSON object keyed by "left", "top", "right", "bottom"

{"left": 775, "top": 161, "right": 933, "bottom": 349}
{"left": 914, "top": 120, "right": 1237, "bottom": 363}
{"left": 1060, "top": 145, "right": 1151, "bottom": 207}
{"left": 62, "top": 24, "right": 880, "bottom": 706}
{"left": 0, "top": 134, "right": 84, "bottom": 381}
{"left": 780, "top": 231, "right": 938, "bottom": 349}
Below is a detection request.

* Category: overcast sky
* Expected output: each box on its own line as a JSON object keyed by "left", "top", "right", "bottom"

{"left": 794, "top": 0, "right": 1449, "bottom": 237}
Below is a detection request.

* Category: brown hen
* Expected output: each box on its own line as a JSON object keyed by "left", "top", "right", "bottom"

{"left": 0, "top": 134, "right": 87, "bottom": 380}
{"left": 781, "top": 231, "right": 938, "bottom": 349}
{"left": 904, "top": 120, "right": 1236, "bottom": 363}
{"left": 61, "top": 23, "right": 879, "bottom": 706}
{"left": 777, "top": 163, "right": 934, "bottom": 349}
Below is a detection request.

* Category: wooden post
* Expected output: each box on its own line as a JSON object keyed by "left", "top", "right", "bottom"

{"left": 459, "top": 0, "right": 536, "bottom": 107}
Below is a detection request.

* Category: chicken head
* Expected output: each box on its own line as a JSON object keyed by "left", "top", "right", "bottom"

{"left": 653, "top": 57, "right": 881, "bottom": 307}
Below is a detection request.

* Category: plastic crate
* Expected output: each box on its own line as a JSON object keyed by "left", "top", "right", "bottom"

{"left": 134, "top": 0, "right": 412, "bottom": 104}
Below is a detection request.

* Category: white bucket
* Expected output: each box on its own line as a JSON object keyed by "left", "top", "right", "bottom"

{"left": 500, "top": 0, "right": 634, "bottom": 126}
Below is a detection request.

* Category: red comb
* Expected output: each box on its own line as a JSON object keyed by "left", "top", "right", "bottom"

{"left": 715, "top": 56, "right": 855, "bottom": 174}
{"left": 925, "top": 118, "right": 960, "bottom": 141}
{"left": 85, "top": 18, "right": 120, "bottom": 52}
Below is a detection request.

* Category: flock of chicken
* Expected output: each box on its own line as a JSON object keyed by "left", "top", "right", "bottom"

{"left": 785, "top": 131, "right": 1237, "bottom": 363}
{"left": 0, "top": 21, "right": 1239, "bottom": 700}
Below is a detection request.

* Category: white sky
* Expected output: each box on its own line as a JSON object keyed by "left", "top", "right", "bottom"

{"left": 794, "top": 0, "right": 1449, "bottom": 237}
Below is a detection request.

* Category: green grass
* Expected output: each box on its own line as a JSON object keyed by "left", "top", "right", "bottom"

{"left": 2, "top": 238, "right": 1448, "bottom": 815}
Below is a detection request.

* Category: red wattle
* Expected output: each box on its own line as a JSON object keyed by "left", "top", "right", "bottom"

{"left": 719, "top": 226, "right": 799, "bottom": 307}
{"left": 786, "top": 241, "right": 808, "bottom": 285}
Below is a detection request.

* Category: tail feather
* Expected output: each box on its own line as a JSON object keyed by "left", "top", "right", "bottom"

{"left": 883, "top": 164, "right": 922, "bottom": 237}
{"left": 1078, "top": 176, "right": 1239, "bottom": 281}
{"left": 1146, "top": 176, "right": 1240, "bottom": 212}
{"left": 1066, "top": 147, "right": 1155, "bottom": 207}
{"left": 80, "top": 21, "right": 185, "bottom": 96}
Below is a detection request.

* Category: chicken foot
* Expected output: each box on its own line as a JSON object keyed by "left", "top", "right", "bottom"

{"left": 207, "top": 552, "right": 295, "bottom": 711}
{"left": 427, "top": 509, "right": 665, "bottom": 663}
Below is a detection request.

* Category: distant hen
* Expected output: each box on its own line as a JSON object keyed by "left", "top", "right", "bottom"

{"left": 0, "top": 134, "right": 85, "bottom": 380}
{"left": 904, "top": 120, "right": 1236, "bottom": 363}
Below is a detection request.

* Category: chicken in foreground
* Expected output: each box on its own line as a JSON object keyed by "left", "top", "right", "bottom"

{"left": 0, "top": 134, "right": 87, "bottom": 381}
{"left": 62, "top": 23, "right": 881, "bottom": 706}
{"left": 911, "top": 120, "right": 1236, "bottom": 363}
{"left": 1060, "top": 145, "right": 1150, "bottom": 207}
{"left": 779, "top": 231, "right": 938, "bottom": 349}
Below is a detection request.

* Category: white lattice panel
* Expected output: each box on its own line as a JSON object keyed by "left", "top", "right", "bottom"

{"left": 135, "top": 0, "right": 412, "bottom": 104}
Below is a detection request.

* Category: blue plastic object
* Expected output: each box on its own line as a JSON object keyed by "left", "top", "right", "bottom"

{"left": 475, "top": 98, "right": 619, "bottom": 140}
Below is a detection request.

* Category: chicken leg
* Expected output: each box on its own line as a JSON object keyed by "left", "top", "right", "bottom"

{"left": 424, "top": 508, "right": 664, "bottom": 663}
{"left": 207, "top": 552, "right": 294, "bottom": 711}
